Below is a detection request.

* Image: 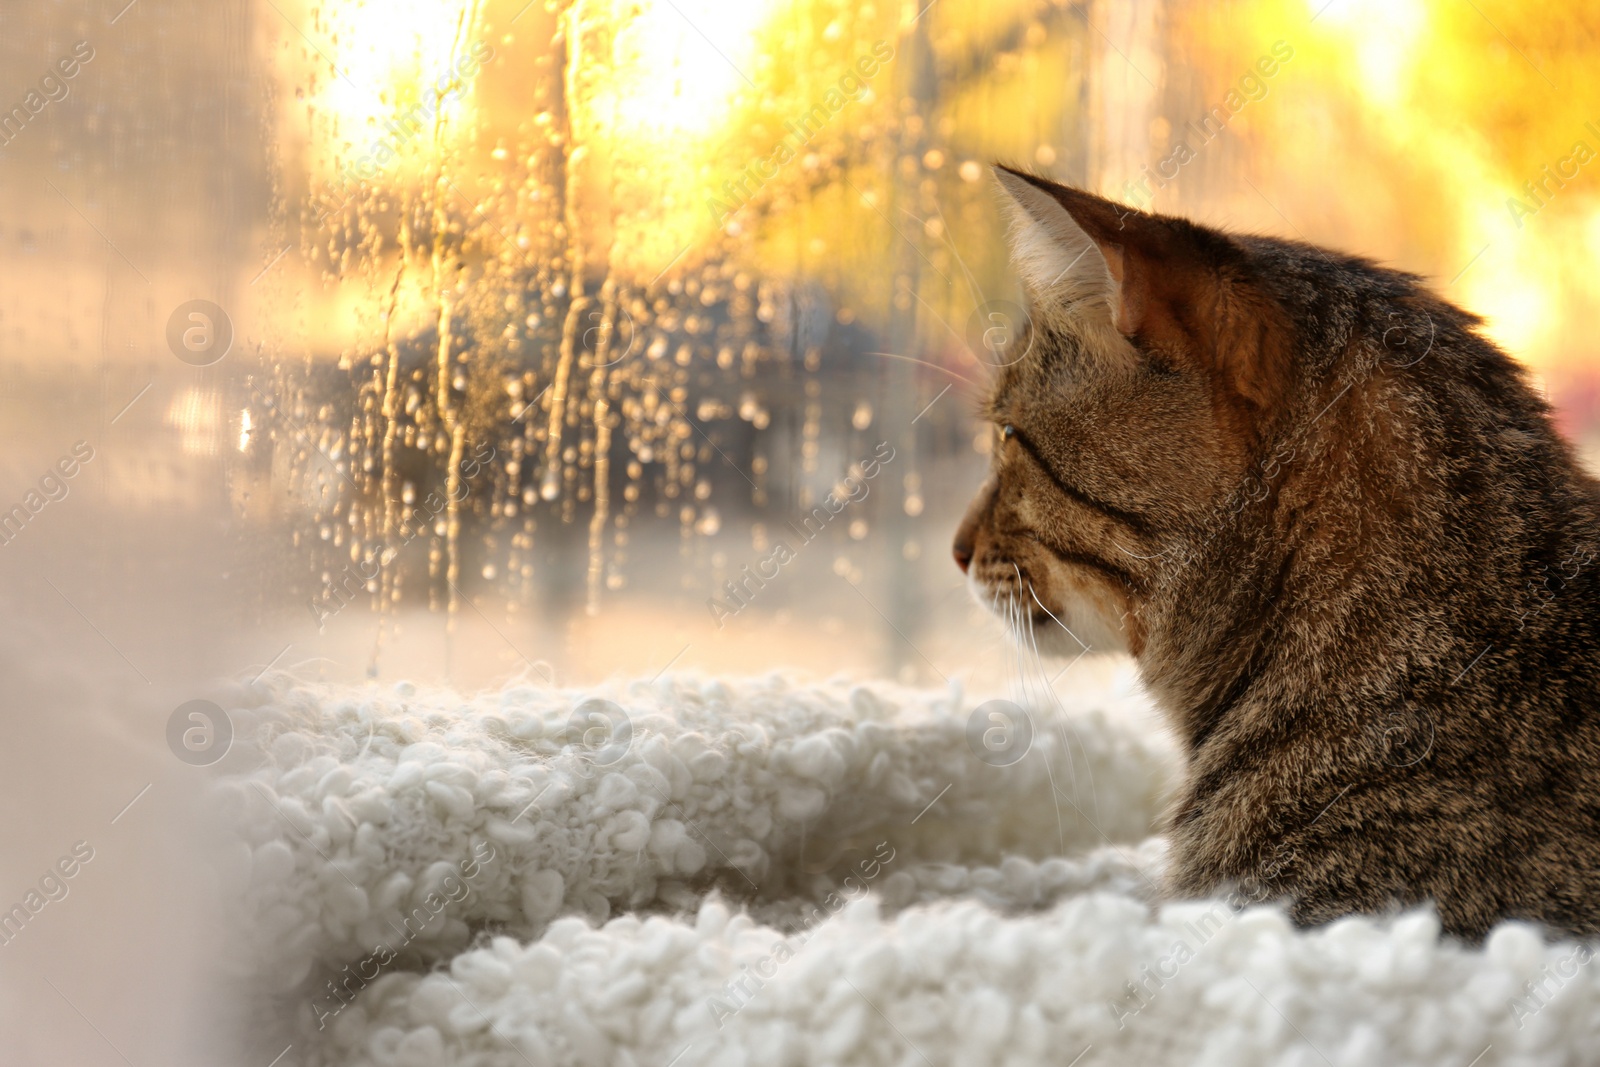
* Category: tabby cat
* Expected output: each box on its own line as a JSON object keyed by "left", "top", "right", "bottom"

{"left": 953, "top": 165, "right": 1600, "bottom": 940}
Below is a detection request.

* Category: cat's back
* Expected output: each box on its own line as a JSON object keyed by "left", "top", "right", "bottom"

{"left": 1167, "top": 238, "right": 1600, "bottom": 939}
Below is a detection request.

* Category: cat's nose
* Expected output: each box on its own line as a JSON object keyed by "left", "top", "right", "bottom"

{"left": 952, "top": 535, "right": 973, "bottom": 573}
{"left": 952, "top": 476, "right": 995, "bottom": 575}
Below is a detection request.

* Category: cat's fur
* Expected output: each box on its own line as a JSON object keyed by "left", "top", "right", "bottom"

{"left": 953, "top": 165, "right": 1600, "bottom": 940}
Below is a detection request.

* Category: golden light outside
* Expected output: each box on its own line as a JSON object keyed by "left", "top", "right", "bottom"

{"left": 282, "top": 0, "right": 1600, "bottom": 369}
{"left": 1173, "top": 0, "right": 1600, "bottom": 414}
{"left": 234, "top": 0, "right": 1600, "bottom": 651}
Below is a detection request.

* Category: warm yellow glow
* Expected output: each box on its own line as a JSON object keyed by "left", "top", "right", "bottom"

{"left": 283, "top": 0, "right": 1599, "bottom": 405}
{"left": 1460, "top": 193, "right": 1551, "bottom": 355}
{"left": 570, "top": 0, "right": 791, "bottom": 277}
{"left": 586, "top": 0, "right": 772, "bottom": 143}
{"left": 306, "top": 0, "right": 482, "bottom": 185}
{"left": 1187, "top": 0, "right": 1600, "bottom": 385}
{"left": 1314, "top": 0, "right": 1427, "bottom": 110}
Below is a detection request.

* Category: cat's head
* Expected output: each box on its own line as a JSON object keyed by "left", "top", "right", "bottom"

{"left": 952, "top": 166, "right": 1299, "bottom": 657}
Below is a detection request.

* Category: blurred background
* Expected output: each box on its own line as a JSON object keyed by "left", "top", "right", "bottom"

{"left": 0, "top": 0, "right": 1596, "bottom": 1061}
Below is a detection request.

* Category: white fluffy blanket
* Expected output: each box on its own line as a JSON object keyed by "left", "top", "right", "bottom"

{"left": 213, "top": 673, "right": 1600, "bottom": 1066}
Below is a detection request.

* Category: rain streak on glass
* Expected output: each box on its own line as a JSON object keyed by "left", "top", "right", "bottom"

{"left": 246, "top": 0, "right": 1092, "bottom": 674}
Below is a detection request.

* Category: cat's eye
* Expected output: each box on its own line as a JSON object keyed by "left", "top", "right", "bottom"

{"left": 1000, "top": 425, "right": 1015, "bottom": 441}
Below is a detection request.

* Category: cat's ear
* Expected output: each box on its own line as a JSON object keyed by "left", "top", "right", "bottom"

{"left": 992, "top": 165, "right": 1147, "bottom": 336}
{"left": 992, "top": 165, "right": 1291, "bottom": 410}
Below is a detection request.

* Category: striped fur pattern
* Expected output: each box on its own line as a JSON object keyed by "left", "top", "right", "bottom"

{"left": 953, "top": 166, "right": 1600, "bottom": 940}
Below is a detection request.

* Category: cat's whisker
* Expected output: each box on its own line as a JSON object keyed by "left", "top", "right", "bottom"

{"left": 907, "top": 288, "right": 970, "bottom": 351}
{"left": 1023, "top": 576, "right": 1100, "bottom": 826}
{"left": 902, "top": 197, "right": 989, "bottom": 314}
{"left": 1012, "top": 592, "right": 1030, "bottom": 710}
{"left": 1004, "top": 563, "right": 1068, "bottom": 780}
{"left": 941, "top": 216, "right": 990, "bottom": 315}
{"left": 906, "top": 289, "right": 999, "bottom": 375}
{"left": 1012, "top": 580, "right": 1075, "bottom": 853}
{"left": 1002, "top": 589, "right": 1020, "bottom": 704}
{"left": 862, "top": 351, "right": 977, "bottom": 387}
{"left": 1026, "top": 579, "right": 1090, "bottom": 653}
